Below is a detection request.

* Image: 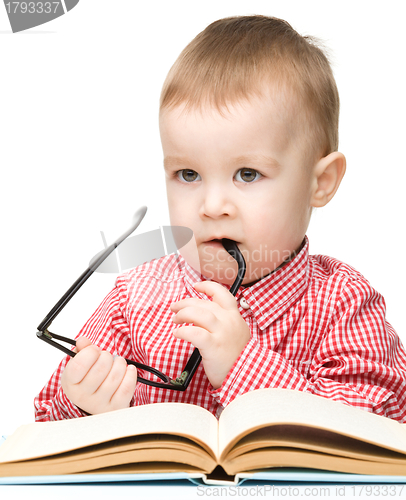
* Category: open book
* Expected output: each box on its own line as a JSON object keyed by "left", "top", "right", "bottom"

{"left": 1, "top": 389, "right": 406, "bottom": 479}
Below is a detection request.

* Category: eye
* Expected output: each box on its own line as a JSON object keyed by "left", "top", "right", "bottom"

{"left": 235, "top": 168, "right": 261, "bottom": 183}
{"left": 177, "top": 169, "right": 201, "bottom": 183}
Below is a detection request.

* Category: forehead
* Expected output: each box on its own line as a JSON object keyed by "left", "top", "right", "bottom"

{"left": 160, "top": 94, "right": 305, "bottom": 168}
{"left": 160, "top": 91, "right": 291, "bottom": 127}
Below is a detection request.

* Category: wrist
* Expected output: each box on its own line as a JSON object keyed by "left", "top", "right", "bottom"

{"left": 55, "top": 386, "right": 88, "bottom": 420}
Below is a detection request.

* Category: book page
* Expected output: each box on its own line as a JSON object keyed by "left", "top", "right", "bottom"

{"left": 222, "top": 447, "right": 406, "bottom": 476}
{"left": 226, "top": 425, "right": 406, "bottom": 462}
{"left": 218, "top": 389, "right": 406, "bottom": 460}
{"left": 0, "top": 444, "right": 216, "bottom": 477}
{"left": 0, "top": 402, "right": 219, "bottom": 464}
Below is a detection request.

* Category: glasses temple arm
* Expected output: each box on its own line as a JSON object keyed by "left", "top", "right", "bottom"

{"left": 37, "top": 207, "right": 147, "bottom": 333}
{"left": 37, "top": 267, "right": 95, "bottom": 333}
{"left": 36, "top": 330, "right": 174, "bottom": 386}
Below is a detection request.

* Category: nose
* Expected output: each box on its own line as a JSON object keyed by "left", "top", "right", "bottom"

{"left": 199, "top": 184, "right": 236, "bottom": 219}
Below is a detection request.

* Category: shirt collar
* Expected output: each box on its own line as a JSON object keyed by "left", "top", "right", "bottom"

{"left": 182, "top": 237, "right": 311, "bottom": 329}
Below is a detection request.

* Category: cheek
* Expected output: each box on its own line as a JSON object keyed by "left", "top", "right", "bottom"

{"left": 278, "top": 172, "right": 313, "bottom": 209}
{"left": 243, "top": 180, "right": 310, "bottom": 236}
{"left": 166, "top": 184, "right": 184, "bottom": 215}
{"left": 166, "top": 186, "right": 197, "bottom": 227}
{"left": 280, "top": 178, "right": 314, "bottom": 234}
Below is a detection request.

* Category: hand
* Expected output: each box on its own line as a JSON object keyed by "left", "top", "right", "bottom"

{"left": 171, "top": 281, "right": 250, "bottom": 389}
{"left": 61, "top": 337, "right": 138, "bottom": 415}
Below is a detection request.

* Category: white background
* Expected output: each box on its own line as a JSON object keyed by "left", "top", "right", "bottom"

{"left": 0, "top": 0, "right": 404, "bottom": 436}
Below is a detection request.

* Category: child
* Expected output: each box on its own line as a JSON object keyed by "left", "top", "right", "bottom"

{"left": 35, "top": 15, "right": 406, "bottom": 422}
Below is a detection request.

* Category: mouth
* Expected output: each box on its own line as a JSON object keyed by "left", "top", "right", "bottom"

{"left": 203, "top": 239, "right": 224, "bottom": 247}
{"left": 203, "top": 238, "right": 241, "bottom": 248}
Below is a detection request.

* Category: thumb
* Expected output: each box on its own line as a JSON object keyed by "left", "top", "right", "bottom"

{"left": 74, "top": 336, "right": 93, "bottom": 353}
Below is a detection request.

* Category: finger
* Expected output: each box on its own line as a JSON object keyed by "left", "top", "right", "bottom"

{"left": 193, "top": 281, "right": 239, "bottom": 310}
{"left": 110, "top": 364, "right": 138, "bottom": 409}
{"left": 173, "top": 325, "right": 211, "bottom": 349}
{"left": 173, "top": 306, "right": 218, "bottom": 333}
{"left": 170, "top": 297, "right": 212, "bottom": 313}
{"left": 94, "top": 356, "right": 128, "bottom": 400}
{"left": 75, "top": 336, "right": 93, "bottom": 352}
{"left": 65, "top": 345, "right": 102, "bottom": 385}
{"left": 80, "top": 350, "right": 115, "bottom": 394}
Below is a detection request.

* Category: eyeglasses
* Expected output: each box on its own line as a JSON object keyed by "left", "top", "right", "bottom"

{"left": 36, "top": 208, "right": 246, "bottom": 391}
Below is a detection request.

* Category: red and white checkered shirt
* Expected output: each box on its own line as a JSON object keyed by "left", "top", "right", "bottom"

{"left": 34, "top": 237, "right": 406, "bottom": 422}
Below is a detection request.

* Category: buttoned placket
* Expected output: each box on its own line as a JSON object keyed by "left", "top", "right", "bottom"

{"left": 239, "top": 296, "right": 250, "bottom": 309}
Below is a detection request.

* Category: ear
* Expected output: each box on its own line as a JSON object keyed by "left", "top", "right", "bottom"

{"left": 310, "top": 152, "right": 346, "bottom": 208}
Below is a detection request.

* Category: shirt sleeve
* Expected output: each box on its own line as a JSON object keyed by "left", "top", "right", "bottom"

{"left": 34, "top": 277, "right": 134, "bottom": 422}
{"left": 210, "top": 277, "right": 406, "bottom": 422}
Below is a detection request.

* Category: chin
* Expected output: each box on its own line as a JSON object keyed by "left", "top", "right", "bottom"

{"left": 201, "top": 265, "right": 237, "bottom": 284}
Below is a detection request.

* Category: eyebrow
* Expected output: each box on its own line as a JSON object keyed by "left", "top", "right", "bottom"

{"left": 163, "top": 156, "right": 198, "bottom": 171}
{"left": 231, "top": 155, "right": 281, "bottom": 171}
{"left": 163, "top": 154, "right": 281, "bottom": 171}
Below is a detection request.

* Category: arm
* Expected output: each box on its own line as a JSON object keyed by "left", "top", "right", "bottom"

{"left": 34, "top": 356, "right": 84, "bottom": 421}
{"left": 213, "top": 278, "right": 406, "bottom": 421}
{"left": 172, "top": 278, "right": 406, "bottom": 421}
{"left": 34, "top": 280, "right": 136, "bottom": 421}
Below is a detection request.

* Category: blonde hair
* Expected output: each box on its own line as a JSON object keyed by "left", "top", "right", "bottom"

{"left": 160, "top": 15, "right": 339, "bottom": 162}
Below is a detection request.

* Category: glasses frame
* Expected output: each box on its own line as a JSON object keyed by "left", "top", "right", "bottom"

{"left": 36, "top": 209, "right": 246, "bottom": 391}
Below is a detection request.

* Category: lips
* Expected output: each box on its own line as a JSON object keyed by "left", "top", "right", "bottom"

{"left": 203, "top": 237, "right": 241, "bottom": 248}
{"left": 204, "top": 239, "right": 224, "bottom": 246}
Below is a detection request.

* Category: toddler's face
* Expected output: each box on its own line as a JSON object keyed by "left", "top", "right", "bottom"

{"left": 160, "top": 96, "right": 316, "bottom": 286}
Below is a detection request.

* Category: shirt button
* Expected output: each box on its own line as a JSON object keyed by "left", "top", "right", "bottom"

{"left": 239, "top": 297, "right": 250, "bottom": 310}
